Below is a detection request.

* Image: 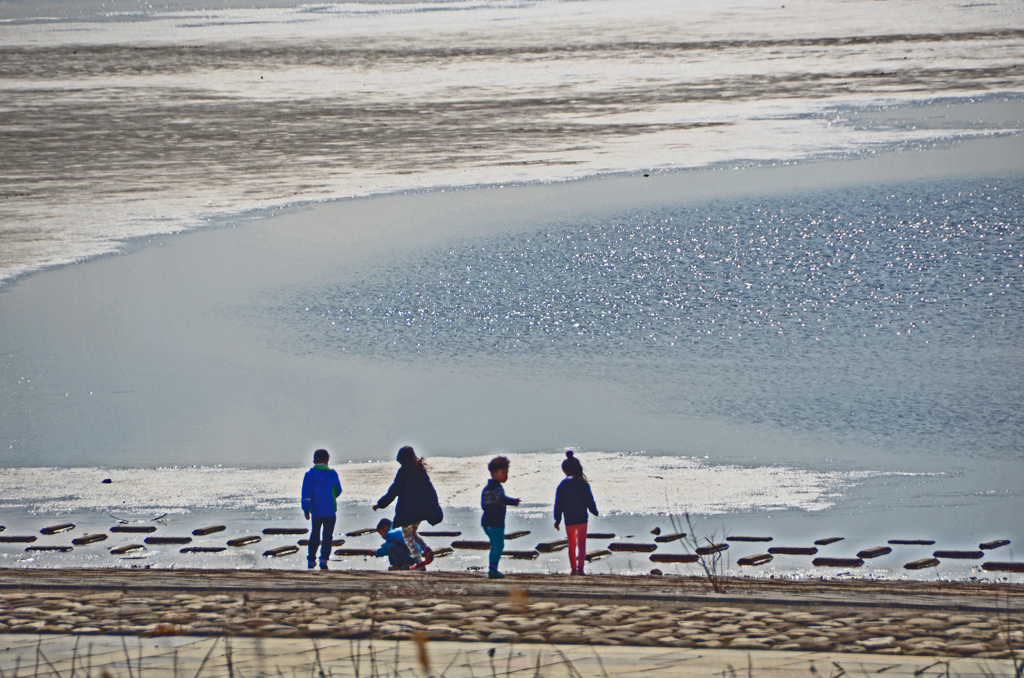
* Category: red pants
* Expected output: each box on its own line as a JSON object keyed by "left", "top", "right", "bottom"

{"left": 566, "top": 523, "right": 587, "bottom": 573}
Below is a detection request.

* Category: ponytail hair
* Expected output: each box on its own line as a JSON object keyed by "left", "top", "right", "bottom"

{"left": 561, "top": 450, "right": 586, "bottom": 481}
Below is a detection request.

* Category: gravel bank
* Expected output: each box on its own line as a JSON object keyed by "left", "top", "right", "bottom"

{"left": 1, "top": 569, "right": 1021, "bottom": 659}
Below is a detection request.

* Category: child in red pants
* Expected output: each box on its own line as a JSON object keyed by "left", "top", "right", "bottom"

{"left": 553, "top": 451, "right": 599, "bottom": 575}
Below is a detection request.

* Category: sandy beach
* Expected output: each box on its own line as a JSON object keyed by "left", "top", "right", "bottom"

{"left": 1, "top": 568, "right": 1022, "bottom": 677}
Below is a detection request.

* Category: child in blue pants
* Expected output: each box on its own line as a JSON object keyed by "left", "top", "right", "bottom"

{"left": 301, "top": 449, "right": 343, "bottom": 570}
{"left": 480, "top": 456, "right": 520, "bottom": 579}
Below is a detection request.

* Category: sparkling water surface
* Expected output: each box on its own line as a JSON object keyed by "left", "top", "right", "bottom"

{"left": 286, "top": 176, "right": 1024, "bottom": 462}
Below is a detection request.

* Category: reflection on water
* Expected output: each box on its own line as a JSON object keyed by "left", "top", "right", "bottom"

{"left": 290, "top": 176, "right": 1024, "bottom": 460}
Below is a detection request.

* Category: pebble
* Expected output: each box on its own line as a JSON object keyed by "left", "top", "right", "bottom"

{"left": 0, "top": 590, "right": 1019, "bottom": 659}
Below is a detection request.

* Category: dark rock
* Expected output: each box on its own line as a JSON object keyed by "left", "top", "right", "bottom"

{"left": 503, "top": 550, "right": 539, "bottom": 559}
{"left": 110, "top": 544, "right": 145, "bottom": 554}
{"left": 769, "top": 546, "right": 818, "bottom": 556}
{"left": 71, "top": 534, "right": 108, "bottom": 545}
{"left": 888, "top": 539, "right": 935, "bottom": 545}
{"left": 40, "top": 523, "right": 76, "bottom": 535}
{"left": 192, "top": 525, "right": 226, "bottom": 536}
{"left": 737, "top": 553, "right": 774, "bottom": 566}
{"left": 812, "top": 557, "right": 864, "bottom": 567}
{"left": 144, "top": 536, "right": 192, "bottom": 545}
{"left": 981, "top": 561, "right": 1024, "bottom": 572}
{"left": 420, "top": 531, "right": 462, "bottom": 537}
{"left": 345, "top": 528, "right": 377, "bottom": 537}
{"left": 654, "top": 532, "right": 686, "bottom": 543}
{"left": 451, "top": 540, "right": 491, "bottom": 550}
{"left": 932, "top": 550, "right": 983, "bottom": 559}
{"left": 979, "top": 540, "right": 1010, "bottom": 550}
{"left": 695, "top": 543, "right": 729, "bottom": 555}
{"left": 536, "top": 539, "right": 569, "bottom": 552}
{"left": 650, "top": 553, "right": 699, "bottom": 563}
{"left": 298, "top": 538, "right": 342, "bottom": 547}
{"left": 610, "top": 542, "right": 658, "bottom": 552}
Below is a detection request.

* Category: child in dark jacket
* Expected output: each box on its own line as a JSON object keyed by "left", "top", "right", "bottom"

{"left": 373, "top": 446, "right": 443, "bottom": 569}
{"left": 553, "top": 451, "right": 598, "bottom": 575}
{"left": 301, "top": 448, "right": 343, "bottom": 570}
{"left": 373, "top": 518, "right": 414, "bottom": 570}
{"left": 481, "top": 455, "right": 520, "bottom": 579}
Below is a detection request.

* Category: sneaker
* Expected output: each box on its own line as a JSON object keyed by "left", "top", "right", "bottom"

{"left": 307, "top": 559, "right": 315, "bottom": 570}
{"left": 488, "top": 570, "right": 505, "bottom": 579}
{"left": 319, "top": 560, "right": 330, "bottom": 570}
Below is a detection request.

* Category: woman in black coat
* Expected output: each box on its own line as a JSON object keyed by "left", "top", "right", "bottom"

{"left": 373, "top": 446, "right": 443, "bottom": 568}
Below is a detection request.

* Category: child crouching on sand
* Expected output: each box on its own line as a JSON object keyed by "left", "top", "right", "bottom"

{"left": 373, "top": 518, "right": 414, "bottom": 570}
{"left": 554, "top": 450, "right": 598, "bottom": 575}
{"left": 481, "top": 455, "right": 520, "bottom": 579}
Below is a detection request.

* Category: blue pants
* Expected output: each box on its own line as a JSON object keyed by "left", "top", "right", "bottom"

{"left": 309, "top": 516, "right": 336, "bottom": 564}
{"left": 484, "top": 525, "right": 504, "bottom": 570}
{"left": 387, "top": 542, "right": 413, "bottom": 569}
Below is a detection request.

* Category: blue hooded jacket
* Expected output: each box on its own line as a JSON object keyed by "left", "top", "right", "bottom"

{"left": 302, "top": 465, "right": 342, "bottom": 518}
{"left": 374, "top": 528, "right": 411, "bottom": 558}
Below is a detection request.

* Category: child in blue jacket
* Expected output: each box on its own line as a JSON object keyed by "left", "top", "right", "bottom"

{"left": 554, "top": 451, "right": 598, "bottom": 575}
{"left": 374, "top": 518, "right": 414, "bottom": 570}
{"left": 301, "top": 449, "right": 342, "bottom": 570}
{"left": 481, "top": 456, "right": 520, "bottom": 579}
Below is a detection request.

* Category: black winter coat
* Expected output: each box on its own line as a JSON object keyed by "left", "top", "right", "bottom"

{"left": 376, "top": 465, "right": 444, "bottom": 528}
{"left": 554, "top": 476, "right": 598, "bottom": 527}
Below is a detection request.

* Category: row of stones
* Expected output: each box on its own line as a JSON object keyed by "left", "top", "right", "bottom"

{"left": 1, "top": 591, "right": 1020, "bottom": 660}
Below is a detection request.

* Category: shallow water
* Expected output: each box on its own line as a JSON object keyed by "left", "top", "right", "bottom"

{"left": 279, "top": 175, "right": 1024, "bottom": 463}
{"left": 0, "top": 460, "right": 1018, "bottom": 581}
